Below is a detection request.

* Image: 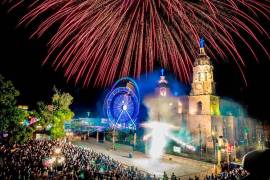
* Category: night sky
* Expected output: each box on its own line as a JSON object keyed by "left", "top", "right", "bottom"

{"left": 0, "top": 4, "right": 269, "bottom": 122}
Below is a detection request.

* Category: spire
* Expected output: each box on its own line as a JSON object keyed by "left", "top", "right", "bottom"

{"left": 199, "top": 37, "right": 206, "bottom": 55}
{"left": 191, "top": 37, "right": 215, "bottom": 96}
{"left": 200, "top": 37, "right": 205, "bottom": 48}
{"left": 194, "top": 37, "right": 210, "bottom": 66}
{"left": 158, "top": 68, "right": 168, "bottom": 87}
{"left": 161, "top": 68, "right": 165, "bottom": 76}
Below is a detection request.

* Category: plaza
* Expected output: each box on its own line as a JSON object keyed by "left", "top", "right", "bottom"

{"left": 73, "top": 138, "right": 213, "bottom": 178}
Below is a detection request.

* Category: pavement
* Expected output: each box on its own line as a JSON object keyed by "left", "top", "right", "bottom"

{"left": 72, "top": 138, "right": 214, "bottom": 179}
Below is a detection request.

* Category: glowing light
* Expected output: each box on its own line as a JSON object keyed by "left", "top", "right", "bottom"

{"left": 160, "top": 88, "right": 167, "bottom": 97}
{"left": 122, "top": 104, "right": 128, "bottom": 111}
{"left": 142, "top": 121, "right": 195, "bottom": 160}
{"left": 178, "top": 101, "right": 183, "bottom": 113}
{"left": 149, "top": 122, "right": 169, "bottom": 159}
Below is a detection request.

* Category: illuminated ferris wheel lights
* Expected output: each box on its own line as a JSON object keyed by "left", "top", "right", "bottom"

{"left": 123, "top": 105, "right": 128, "bottom": 111}
{"left": 105, "top": 77, "right": 140, "bottom": 129}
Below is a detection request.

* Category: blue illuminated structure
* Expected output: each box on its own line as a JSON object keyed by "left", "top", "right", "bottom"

{"left": 161, "top": 68, "right": 165, "bottom": 76}
{"left": 105, "top": 77, "right": 140, "bottom": 129}
{"left": 200, "top": 37, "right": 205, "bottom": 48}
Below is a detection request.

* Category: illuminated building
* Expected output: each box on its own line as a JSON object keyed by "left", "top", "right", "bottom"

{"left": 180, "top": 39, "right": 222, "bottom": 149}
{"left": 144, "top": 39, "right": 260, "bottom": 159}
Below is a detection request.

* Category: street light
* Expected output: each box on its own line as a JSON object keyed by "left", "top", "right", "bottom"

{"left": 212, "top": 131, "right": 217, "bottom": 174}
{"left": 112, "top": 127, "right": 116, "bottom": 150}
{"left": 224, "top": 139, "right": 230, "bottom": 170}
{"left": 133, "top": 127, "right": 137, "bottom": 152}
{"left": 198, "top": 124, "right": 202, "bottom": 160}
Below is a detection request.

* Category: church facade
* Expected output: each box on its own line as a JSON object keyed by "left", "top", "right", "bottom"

{"left": 144, "top": 43, "right": 260, "bottom": 154}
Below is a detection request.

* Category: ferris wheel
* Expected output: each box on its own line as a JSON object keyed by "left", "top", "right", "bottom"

{"left": 105, "top": 77, "right": 140, "bottom": 130}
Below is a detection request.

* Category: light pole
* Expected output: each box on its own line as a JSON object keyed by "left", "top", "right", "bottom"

{"left": 214, "top": 136, "right": 224, "bottom": 173}
{"left": 112, "top": 128, "right": 116, "bottom": 150}
{"left": 133, "top": 129, "right": 137, "bottom": 151}
{"left": 211, "top": 131, "right": 216, "bottom": 157}
{"left": 212, "top": 131, "right": 217, "bottom": 174}
{"left": 233, "top": 141, "right": 237, "bottom": 161}
{"left": 103, "top": 131, "right": 106, "bottom": 142}
{"left": 225, "top": 139, "right": 230, "bottom": 170}
{"left": 199, "top": 124, "right": 202, "bottom": 159}
{"left": 96, "top": 130, "right": 99, "bottom": 142}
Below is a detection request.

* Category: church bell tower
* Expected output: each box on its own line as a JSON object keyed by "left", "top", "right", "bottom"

{"left": 186, "top": 38, "right": 221, "bottom": 150}
{"left": 190, "top": 38, "right": 215, "bottom": 96}
{"left": 189, "top": 38, "right": 220, "bottom": 116}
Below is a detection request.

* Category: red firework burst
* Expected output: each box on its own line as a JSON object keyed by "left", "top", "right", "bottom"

{"left": 5, "top": 0, "right": 270, "bottom": 86}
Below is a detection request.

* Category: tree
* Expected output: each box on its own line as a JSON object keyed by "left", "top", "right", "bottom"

{"left": 0, "top": 75, "right": 33, "bottom": 144}
{"left": 37, "top": 88, "right": 74, "bottom": 139}
{"left": 36, "top": 101, "right": 54, "bottom": 128}
{"left": 0, "top": 75, "right": 20, "bottom": 131}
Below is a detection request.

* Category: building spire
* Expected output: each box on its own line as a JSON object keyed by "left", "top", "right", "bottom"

{"left": 161, "top": 68, "right": 165, "bottom": 76}
{"left": 157, "top": 68, "right": 169, "bottom": 96}
{"left": 199, "top": 37, "right": 206, "bottom": 55}
{"left": 158, "top": 68, "right": 168, "bottom": 85}
{"left": 191, "top": 37, "right": 215, "bottom": 95}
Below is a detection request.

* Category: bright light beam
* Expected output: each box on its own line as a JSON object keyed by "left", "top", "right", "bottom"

{"left": 142, "top": 121, "right": 196, "bottom": 160}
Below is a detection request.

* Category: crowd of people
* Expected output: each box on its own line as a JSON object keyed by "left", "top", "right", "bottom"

{"left": 0, "top": 140, "right": 152, "bottom": 179}
{"left": 0, "top": 139, "right": 255, "bottom": 180}
{"left": 203, "top": 168, "right": 248, "bottom": 180}
{"left": 159, "top": 167, "right": 248, "bottom": 180}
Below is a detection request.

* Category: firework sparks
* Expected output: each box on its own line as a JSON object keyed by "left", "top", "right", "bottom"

{"left": 5, "top": 0, "right": 270, "bottom": 86}
{"left": 142, "top": 121, "right": 195, "bottom": 159}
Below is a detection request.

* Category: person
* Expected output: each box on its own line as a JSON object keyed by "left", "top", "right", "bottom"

{"left": 171, "top": 172, "right": 177, "bottom": 180}
{"left": 163, "top": 171, "right": 168, "bottom": 180}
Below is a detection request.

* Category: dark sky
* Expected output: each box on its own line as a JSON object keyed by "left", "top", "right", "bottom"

{"left": 0, "top": 4, "right": 269, "bottom": 122}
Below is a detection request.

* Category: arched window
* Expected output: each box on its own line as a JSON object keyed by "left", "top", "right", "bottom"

{"left": 197, "top": 101, "right": 202, "bottom": 114}
{"left": 198, "top": 72, "right": 201, "bottom": 81}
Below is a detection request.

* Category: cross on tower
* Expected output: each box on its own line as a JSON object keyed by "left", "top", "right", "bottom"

{"left": 200, "top": 37, "right": 205, "bottom": 48}
{"left": 161, "top": 68, "right": 165, "bottom": 76}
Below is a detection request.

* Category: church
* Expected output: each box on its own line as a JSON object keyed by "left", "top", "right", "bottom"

{"left": 144, "top": 39, "right": 260, "bottom": 155}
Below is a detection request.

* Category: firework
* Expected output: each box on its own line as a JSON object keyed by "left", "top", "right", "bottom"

{"left": 142, "top": 121, "right": 195, "bottom": 159}
{"left": 6, "top": 0, "right": 270, "bottom": 86}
